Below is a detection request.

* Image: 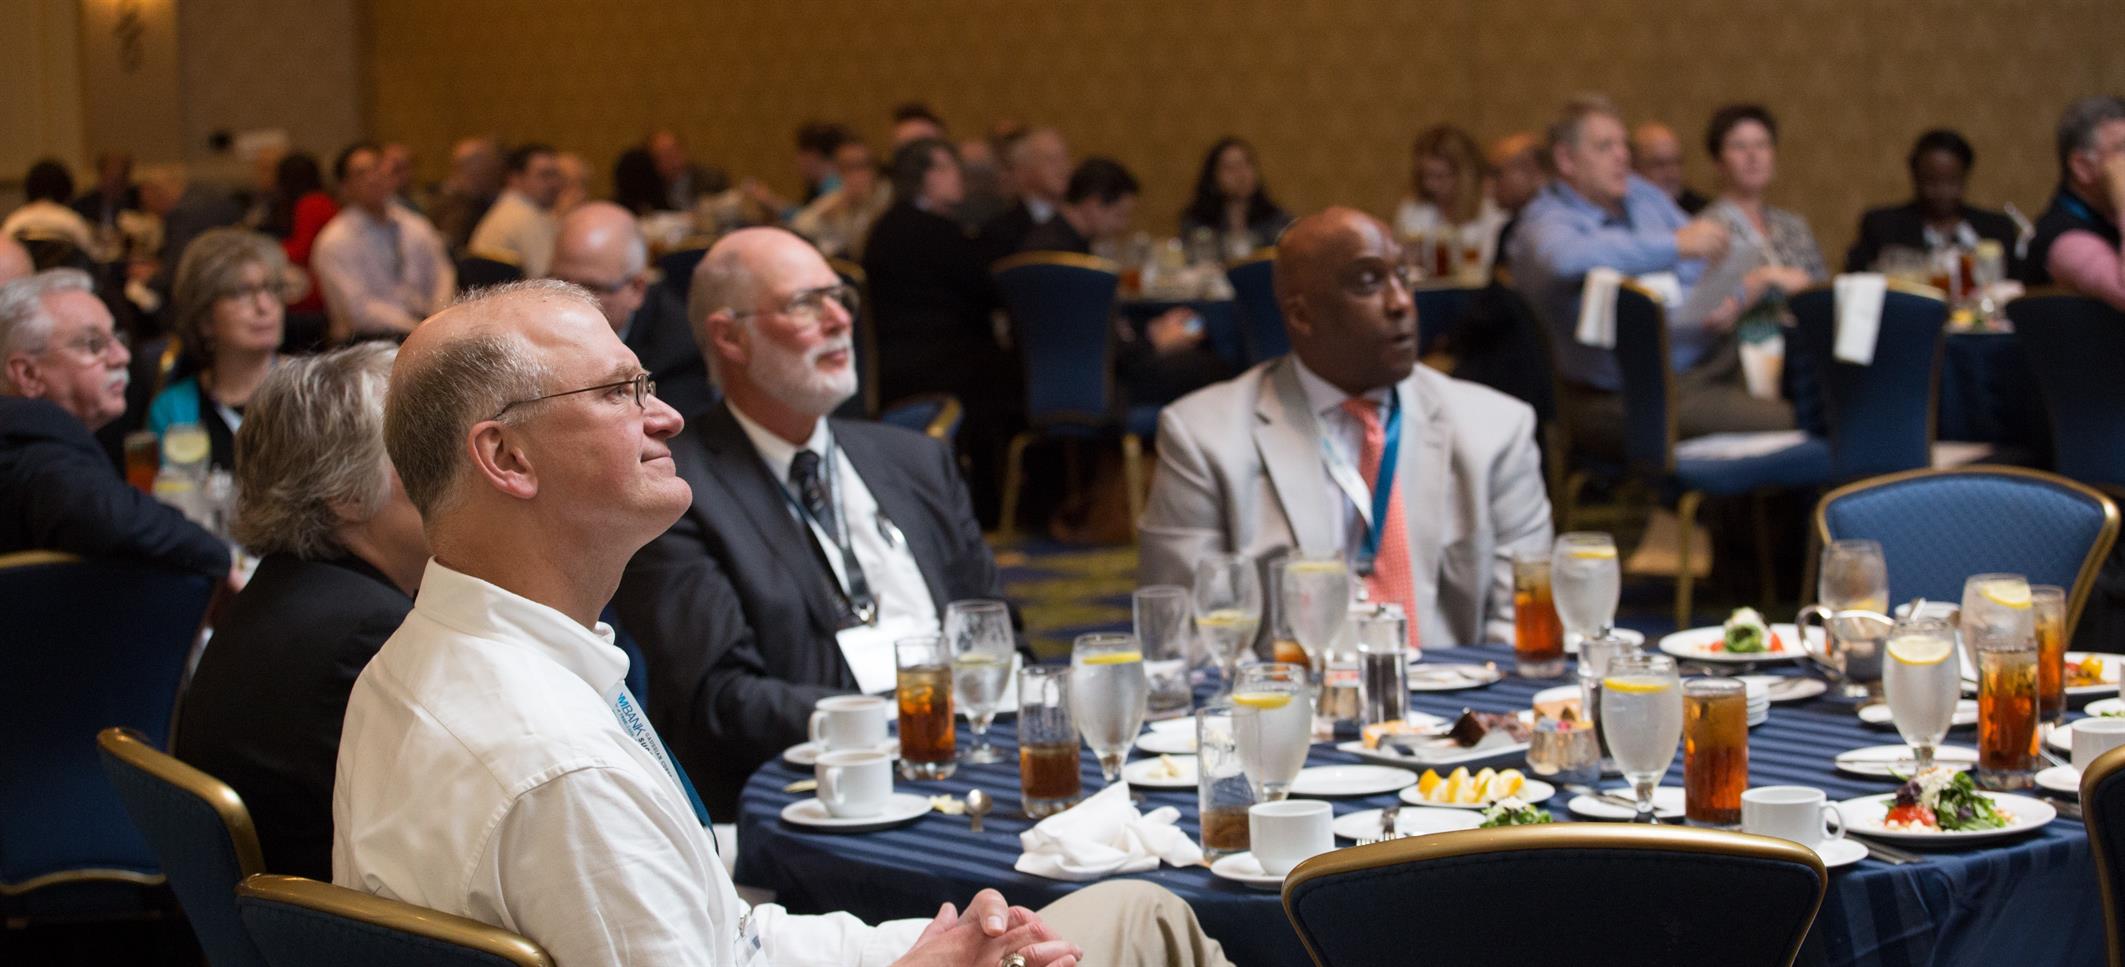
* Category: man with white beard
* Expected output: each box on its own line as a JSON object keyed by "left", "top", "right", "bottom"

{"left": 614, "top": 227, "right": 1017, "bottom": 814}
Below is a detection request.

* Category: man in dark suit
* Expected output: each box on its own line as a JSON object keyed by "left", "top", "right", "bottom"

{"left": 615, "top": 226, "right": 1011, "bottom": 814}
{"left": 1845, "top": 129, "right": 2020, "bottom": 274}
{"left": 549, "top": 202, "right": 716, "bottom": 420}
{"left": 0, "top": 269, "right": 228, "bottom": 575}
{"left": 977, "top": 127, "right": 1070, "bottom": 263}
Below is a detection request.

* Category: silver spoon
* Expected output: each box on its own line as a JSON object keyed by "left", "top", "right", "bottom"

{"left": 965, "top": 788, "right": 992, "bottom": 834}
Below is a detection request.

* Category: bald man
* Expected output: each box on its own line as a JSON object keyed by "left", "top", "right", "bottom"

{"left": 1632, "top": 121, "right": 1709, "bottom": 214}
{"left": 0, "top": 235, "right": 30, "bottom": 284}
{"left": 548, "top": 202, "right": 714, "bottom": 419}
{"left": 1139, "top": 208, "right": 1552, "bottom": 648}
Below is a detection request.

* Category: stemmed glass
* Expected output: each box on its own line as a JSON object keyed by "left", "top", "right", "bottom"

{"left": 1279, "top": 554, "right": 1351, "bottom": 687}
{"left": 945, "top": 599, "right": 1013, "bottom": 764}
{"left": 1598, "top": 653, "right": 1682, "bottom": 823}
{"left": 1232, "top": 663, "right": 1310, "bottom": 802}
{"left": 1883, "top": 612, "right": 1960, "bottom": 774}
{"left": 1813, "top": 540, "right": 1891, "bottom": 697}
{"left": 1551, "top": 533, "right": 1620, "bottom": 648}
{"left": 1069, "top": 633, "right": 1148, "bottom": 784}
{"left": 1192, "top": 554, "right": 1262, "bottom": 698}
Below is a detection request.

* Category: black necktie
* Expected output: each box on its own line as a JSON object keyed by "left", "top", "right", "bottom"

{"left": 789, "top": 449, "right": 876, "bottom": 625}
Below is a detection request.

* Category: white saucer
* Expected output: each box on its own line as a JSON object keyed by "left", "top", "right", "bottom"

{"left": 1406, "top": 663, "right": 1504, "bottom": 691}
{"left": 2048, "top": 724, "right": 2075, "bottom": 754}
{"left": 782, "top": 738, "right": 900, "bottom": 767}
{"left": 1134, "top": 729, "right": 1197, "bottom": 755}
{"left": 1121, "top": 754, "right": 1197, "bottom": 789}
{"left": 1833, "top": 744, "right": 1978, "bottom": 778}
{"left": 2085, "top": 698, "right": 2125, "bottom": 717}
{"left": 1857, "top": 700, "right": 1977, "bottom": 728}
{"left": 1813, "top": 837, "right": 1868, "bottom": 870}
{"left": 1208, "top": 851, "right": 1286, "bottom": 889}
{"left": 2036, "top": 764, "right": 2083, "bottom": 797}
{"left": 1738, "top": 675, "right": 1828, "bottom": 704}
{"left": 1290, "top": 764, "right": 1417, "bottom": 798}
{"left": 1331, "top": 806, "right": 1483, "bottom": 840}
{"left": 1567, "top": 786, "right": 1686, "bottom": 821}
{"left": 779, "top": 792, "right": 933, "bottom": 832}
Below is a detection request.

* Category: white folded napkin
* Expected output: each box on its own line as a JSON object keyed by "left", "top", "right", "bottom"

{"left": 1575, "top": 267, "right": 1623, "bottom": 348}
{"left": 1833, "top": 273, "right": 1887, "bottom": 365}
{"left": 1014, "top": 782, "right": 1204, "bottom": 881}
{"left": 1672, "top": 429, "right": 1810, "bottom": 462}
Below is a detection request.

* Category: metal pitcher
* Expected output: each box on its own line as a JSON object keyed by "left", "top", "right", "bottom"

{"left": 1796, "top": 605, "right": 1896, "bottom": 699}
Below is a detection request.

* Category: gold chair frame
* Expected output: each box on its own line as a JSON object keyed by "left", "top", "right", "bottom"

{"left": 235, "top": 874, "right": 555, "bottom": 967}
{"left": 2081, "top": 743, "right": 2125, "bottom": 967}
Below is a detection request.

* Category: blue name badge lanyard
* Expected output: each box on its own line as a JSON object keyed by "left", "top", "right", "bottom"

{"left": 772, "top": 442, "right": 880, "bottom": 626}
{"left": 1317, "top": 393, "right": 1402, "bottom": 577}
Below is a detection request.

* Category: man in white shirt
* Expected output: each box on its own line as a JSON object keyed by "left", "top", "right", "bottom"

{"left": 335, "top": 279, "right": 1089, "bottom": 966}
{"left": 468, "top": 143, "right": 565, "bottom": 277}
{"left": 312, "top": 143, "right": 455, "bottom": 341}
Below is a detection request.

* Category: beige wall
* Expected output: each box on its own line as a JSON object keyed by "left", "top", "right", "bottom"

{"left": 78, "top": 0, "right": 186, "bottom": 166}
{"left": 355, "top": 1, "right": 2118, "bottom": 262}
{"left": 175, "top": 0, "right": 365, "bottom": 175}
{"left": 0, "top": 0, "right": 86, "bottom": 199}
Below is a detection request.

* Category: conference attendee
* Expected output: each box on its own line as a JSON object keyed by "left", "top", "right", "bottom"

{"left": 137, "top": 164, "right": 247, "bottom": 293}
{"left": 273, "top": 153, "right": 338, "bottom": 320}
{"left": 1700, "top": 105, "right": 1826, "bottom": 307}
{"left": 339, "top": 278, "right": 1181, "bottom": 967}
{"left": 3, "top": 159, "right": 96, "bottom": 253}
{"left": 1139, "top": 207, "right": 1552, "bottom": 647}
{"left": 1510, "top": 95, "right": 1779, "bottom": 458}
{"left": 379, "top": 143, "right": 420, "bottom": 213}
{"left": 1393, "top": 126, "right": 1508, "bottom": 276}
{"left": 1178, "top": 137, "right": 1293, "bottom": 257}
{"left": 2025, "top": 95, "right": 2125, "bottom": 310}
{"left": 0, "top": 269, "right": 228, "bottom": 575}
{"left": 70, "top": 150, "right": 138, "bottom": 236}
{"left": 425, "top": 137, "right": 504, "bottom": 256}
{"left": 1487, "top": 131, "right": 1547, "bottom": 269}
{"left": 147, "top": 229, "right": 287, "bottom": 472}
{"left": 890, "top": 102, "right": 948, "bottom": 146}
{"left": 553, "top": 151, "right": 591, "bottom": 217}
{"left": 790, "top": 139, "right": 893, "bottom": 260}
{"left": 548, "top": 201, "right": 713, "bottom": 420}
{"left": 468, "top": 143, "right": 565, "bottom": 277}
{"left": 955, "top": 136, "right": 1012, "bottom": 231}
{"left": 648, "top": 129, "right": 729, "bottom": 213}
{"left": 0, "top": 235, "right": 30, "bottom": 284}
{"left": 617, "top": 225, "right": 1013, "bottom": 814}
{"left": 173, "top": 343, "right": 421, "bottom": 880}
{"left": 1845, "top": 129, "right": 2021, "bottom": 274}
{"left": 1631, "top": 121, "right": 1710, "bottom": 215}
{"left": 311, "top": 143, "right": 455, "bottom": 341}
{"left": 794, "top": 120, "right": 851, "bottom": 204}
{"left": 978, "top": 126, "right": 1071, "bottom": 262}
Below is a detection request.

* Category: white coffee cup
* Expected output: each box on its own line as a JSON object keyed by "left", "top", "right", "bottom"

{"left": 810, "top": 695, "right": 890, "bottom": 751}
{"left": 815, "top": 749, "right": 893, "bottom": 818}
{"left": 2073, "top": 718, "right": 2125, "bottom": 771}
{"left": 1741, "top": 785, "right": 1844, "bottom": 848}
{"left": 1249, "top": 800, "right": 1333, "bottom": 876}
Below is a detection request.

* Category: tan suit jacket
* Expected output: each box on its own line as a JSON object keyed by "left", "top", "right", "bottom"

{"left": 1139, "top": 358, "right": 1552, "bottom": 647}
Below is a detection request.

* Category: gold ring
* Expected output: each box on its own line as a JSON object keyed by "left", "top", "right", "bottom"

{"left": 999, "top": 954, "right": 1028, "bottom": 967}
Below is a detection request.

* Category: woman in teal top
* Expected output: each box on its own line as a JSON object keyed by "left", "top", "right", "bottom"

{"left": 149, "top": 228, "right": 288, "bottom": 471}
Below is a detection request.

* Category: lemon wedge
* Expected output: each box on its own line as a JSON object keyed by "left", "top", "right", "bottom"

{"left": 1568, "top": 545, "right": 1617, "bottom": 560}
{"left": 1232, "top": 691, "right": 1291, "bottom": 710}
{"left": 1978, "top": 580, "right": 2032, "bottom": 609}
{"left": 1471, "top": 767, "right": 1497, "bottom": 799}
{"left": 1887, "top": 635, "right": 1955, "bottom": 666}
{"left": 1602, "top": 675, "right": 1672, "bottom": 695}
{"left": 1081, "top": 650, "right": 1143, "bottom": 666}
{"left": 162, "top": 428, "right": 209, "bottom": 466}
{"left": 1417, "top": 769, "right": 1442, "bottom": 799}
{"left": 1441, "top": 767, "right": 1472, "bottom": 803}
{"left": 1492, "top": 769, "right": 1526, "bottom": 799}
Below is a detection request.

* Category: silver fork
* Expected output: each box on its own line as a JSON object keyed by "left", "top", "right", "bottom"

{"left": 1378, "top": 804, "right": 1401, "bottom": 840}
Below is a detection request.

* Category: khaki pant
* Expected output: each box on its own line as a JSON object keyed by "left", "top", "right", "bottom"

{"left": 1037, "top": 881, "right": 1234, "bottom": 967}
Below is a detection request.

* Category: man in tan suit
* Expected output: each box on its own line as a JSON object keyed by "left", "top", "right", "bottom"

{"left": 1139, "top": 207, "right": 1552, "bottom": 647}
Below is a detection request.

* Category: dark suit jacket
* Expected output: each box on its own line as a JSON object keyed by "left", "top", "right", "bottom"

{"left": 862, "top": 204, "right": 1002, "bottom": 405}
{"left": 0, "top": 397, "right": 228, "bottom": 576}
{"left": 614, "top": 402, "right": 1009, "bottom": 815}
{"left": 1844, "top": 201, "right": 2020, "bottom": 275}
{"left": 977, "top": 200, "right": 1043, "bottom": 266}
{"left": 625, "top": 283, "right": 716, "bottom": 422}
{"left": 172, "top": 554, "right": 410, "bottom": 879}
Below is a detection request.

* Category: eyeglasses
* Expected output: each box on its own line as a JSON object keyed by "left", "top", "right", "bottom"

{"left": 217, "top": 281, "right": 284, "bottom": 304}
{"left": 728, "top": 283, "right": 859, "bottom": 325}
{"left": 49, "top": 328, "right": 126, "bottom": 359}
{"left": 491, "top": 372, "right": 656, "bottom": 420}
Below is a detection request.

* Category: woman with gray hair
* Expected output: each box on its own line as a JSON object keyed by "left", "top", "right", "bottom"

{"left": 146, "top": 227, "right": 289, "bottom": 470}
{"left": 172, "top": 342, "right": 428, "bottom": 880}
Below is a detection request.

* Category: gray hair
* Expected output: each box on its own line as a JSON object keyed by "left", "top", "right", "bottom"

{"left": 2057, "top": 95, "right": 2125, "bottom": 177}
{"left": 384, "top": 280, "right": 593, "bottom": 517}
{"left": 1546, "top": 93, "right": 1624, "bottom": 156}
{"left": 231, "top": 343, "right": 396, "bottom": 558}
{"left": 170, "top": 228, "right": 288, "bottom": 364}
{"left": 0, "top": 268, "right": 97, "bottom": 375}
{"left": 687, "top": 244, "right": 758, "bottom": 388}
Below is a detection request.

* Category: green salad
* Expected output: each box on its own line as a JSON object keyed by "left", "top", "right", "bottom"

{"left": 1479, "top": 798, "right": 1552, "bottom": 828}
{"left": 1887, "top": 770, "right": 2009, "bottom": 832}
{"left": 1722, "top": 607, "right": 1770, "bottom": 654}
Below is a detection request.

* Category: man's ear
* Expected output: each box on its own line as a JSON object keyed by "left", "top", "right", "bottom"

{"left": 1280, "top": 295, "right": 1314, "bottom": 341}
{"left": 3, "top": 353, "right": 43, "bottom": 397}
{"left": 466, "top": 420, "right": 538, "bottom": 501}
{"left": 707, "top": 310, "right": 749, "bottom": 372}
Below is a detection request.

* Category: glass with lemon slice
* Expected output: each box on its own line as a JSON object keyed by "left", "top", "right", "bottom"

{"left": 1069, "top": 633, "right": 1148, "bottom": 783}
{"left": 1599, "top": 653, "right": 1682, "bottom": 823}
{"left": 1883, "top": 613, "right": 1961, "bottom": 774}
{"left": 1232, "top": 663, "right": 1310, "bottom": 801}
{"left": 1962, "top": 574, "right": 2039, "bottom": 789}
{"left": 1551, "top": 533, "right": 1620, "bottom": 648}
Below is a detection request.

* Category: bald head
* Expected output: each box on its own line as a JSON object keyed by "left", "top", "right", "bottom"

{"left": 550, "top": 202, "right": 651, "bottom": 331}
{"left": 1631, "top": 122, "right": 1687, "bottom": 197}
{"left": 0, "top": 236, "right": 30, "bottom": 285}
{"left": 1273, "top": 207, "right": 1418, "bottom": 396}
{"left": 690, "top": 227, "right": 857, "bottom": 429}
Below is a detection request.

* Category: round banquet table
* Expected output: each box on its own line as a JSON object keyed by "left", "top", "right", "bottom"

{"left": 1939, "top": 330, "right": 2048, "bottom": 453}
{"left": 736, "top": 643, "right": 2104, "bottom": 967}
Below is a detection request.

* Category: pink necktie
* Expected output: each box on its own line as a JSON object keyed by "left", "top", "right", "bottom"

{"left": 1340, "top": 397, "right": 1419, "bottom": 650}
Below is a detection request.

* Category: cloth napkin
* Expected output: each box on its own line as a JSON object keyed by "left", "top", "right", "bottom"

{"left": 1672, "top": 429, "right": 1811, "bottom": 462}
{"left": 1014, "top": 782, "right": 1204, "bottom": 881}
{"left": 1574, "top": 267, "right": 1624, "bottom": 348}
{"left": 1833, "top": 272, "right": 1888, "bottom": 365}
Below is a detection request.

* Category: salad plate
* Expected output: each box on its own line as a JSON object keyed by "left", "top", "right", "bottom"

{"left": 1838, "top": 771, "right": 2055, "bottom": 844}
{"left": 1833, "top": 744, "right": 1977, "bottom": 778}
{"left": 1962, "top": 652, "right": 2121, "bottom": 698}
{"left": 1658, "top": 621, "right": 1810, "bottom": 664}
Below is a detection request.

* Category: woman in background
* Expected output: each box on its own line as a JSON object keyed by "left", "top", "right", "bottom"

{"left": 1178, "top": 137, "right": 1291, "bottom": 258}
{"left": 147, "top": 228, "right": 287, "bottom": 471}
{"left": 1393, "top": 126, "right": 1507, "bottom": 276}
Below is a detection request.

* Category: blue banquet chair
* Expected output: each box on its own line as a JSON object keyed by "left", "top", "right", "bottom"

{"left": 97, "top": 727, "right": 268, "bottom": 967}
{"left": 1410, "top": 283, "right": 1479, "bottom": 357}
{"left": 1282, "top": 824, "right": 1826, "bottom": 967}
{"left": 1225, "top": 249, "right": 1287, "bottom": 364}
{"left": 2008, "top": 290, "right": 2125, "bottom": 491}
{"left": 1814, "top": 466, "right": 2119, "bottom": 639}
{"left": 1786, "top": 282, "right": 1966, "bottom": 481}
{"left": 2082, "top": 743, "right": 2125, "bottom": 965}
{"left": 234, "top": 874, "right": 552, "bottom": 967}
{"left": 878, "top": 392, "right": 964, "bottom": 443}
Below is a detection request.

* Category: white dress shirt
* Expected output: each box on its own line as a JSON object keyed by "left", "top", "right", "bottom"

{"left": 1289, "top": 355, "right": 1395, "bottom": 561}
{"left": 467, "top": 188, "right": 559, "bottom": 277}
{"left": 311, "top": 204, "right": 455, "bottom": 338}
{"left": 727, "top": 403, "right": 940, "bottom": 630}
{"left": 333, "top": 559, "right": 925, "bottom": 966}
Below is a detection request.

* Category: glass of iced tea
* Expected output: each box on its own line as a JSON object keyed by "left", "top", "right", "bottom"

{"left": 1513, "top": 552, "right": 1565, "bottom": 678}
{"left": 895, "top": 635, "right": 956, "bottom": 781}
{"left": 1196, "top": 700, "right": 1252, "bottom": 859}
{"left": 1683, "top": 678, "right": 1748, "bottom": 827}
{"left": 123, "top": 430, "right": 160, "bottom": 492}
{"left": 1016, "top": 666, "right": 1082, "bottom": 818}
{"left": 2032, "top": 585, "right": 2068, "bottom": 726}
{"left": 1965, "top": 575, "right": 2038, "bottom": 789}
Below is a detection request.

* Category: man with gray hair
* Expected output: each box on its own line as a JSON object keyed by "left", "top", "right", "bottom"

{"left": 0, "top": 269, "right": 228, "bottom": 574}
{"left": 2025, "top": 95, "right": 2125, "bottom": 310}
{"left": 333, "top": 279, "right": 1093, "bottom": 966}
{"left": 548, "top": 201, "right": 712, "bottom": 419}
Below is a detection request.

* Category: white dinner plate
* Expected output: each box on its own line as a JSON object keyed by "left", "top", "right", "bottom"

{"left": 1407, "top": 662, "right": 1504, "bottom": 691}
{"left": 1961, "top": 651, "right": 2121, "bottom": 698}
{"left": 1134, "top": 729, "right": 1197, "bottom": 755}
{"left": 2035, "top": 764, "right": 2082, "bottom": 797}
{"left": 1331, "top": 806, "right": 1484, "bottom": 841}
{"left": 1833, "top": 744, "right": 1978, "bottom": 778}
{"left": 1564, "top": 628, "right": 1645, "bottom": 655}
{"left": 1837, "top": 791, "right": 2057, "bottom": 844}
{"left": 1738, "top": 675, "right": 1828, "bottom": 703}
{"left": 782, "top": 739, "right": 900, "bottom": 767}
{"left": 1290, "top": 764, "right": 1417, "bottom": 798}
{"left": 1658, "top": 624, "right": 1812, "bottom": 664}
{"left": 1121, "top": 755, "right": 1197, "bottom": 789}
{"left": 1857, "top": 700, "right": 1977, "bottom": 728}
{"left": 779, "top": 793, "right": 933, "bottom": 832}
{"left": 1567, "top": 786, "right": 1686, "bottom": 821}
{"left": 1814, "top": 838, "right": 1869, "bottom": 870}
{"left": 2048, "top": 724, "right": 2076, "bottom": 754}
{"left": 1208, "top": 851, "right": 1285, "bottom": 889}
{"left": 2084, "top": 698, "right": 2125, "bottom": 718}
{"left": 1398, "top": 777, "right": 1556, "bottom": 809}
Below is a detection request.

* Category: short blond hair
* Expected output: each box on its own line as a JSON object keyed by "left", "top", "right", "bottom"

{"left": 232, "top": 343, "right": 395, "bottom": 558}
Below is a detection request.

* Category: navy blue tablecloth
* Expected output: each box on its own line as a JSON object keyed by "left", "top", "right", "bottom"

{"left": 736, "top": 644, "right": 2103, "bottom": 966}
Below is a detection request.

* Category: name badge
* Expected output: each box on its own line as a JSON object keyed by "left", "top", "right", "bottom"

{"left": 834, "top": 613, "right": 939, "bottom": 694}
